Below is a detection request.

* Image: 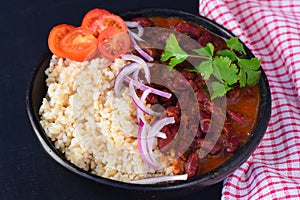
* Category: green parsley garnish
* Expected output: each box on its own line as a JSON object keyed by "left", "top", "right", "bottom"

{"left": 160, "top": 33, "right": 261, "bottom": 99}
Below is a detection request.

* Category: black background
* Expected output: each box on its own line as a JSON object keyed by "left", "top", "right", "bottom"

{"left": 0, "top": 0, "right": 223, "bottom": 199}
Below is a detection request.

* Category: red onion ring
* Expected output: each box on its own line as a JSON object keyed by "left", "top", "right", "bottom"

{"left": 124, "top": 76, "right": 172, "bottom": 99}
{"left": 137, "top": 120, "right": 159, "bottom": 169}
{"left": 129, "top": 81, "right": 159, "bottom": 116}
{"left": 114, "top": 63, "right": 142, "bottom": 96}
{"left": 121, "top": 54, "right": 150, "bottom": 83}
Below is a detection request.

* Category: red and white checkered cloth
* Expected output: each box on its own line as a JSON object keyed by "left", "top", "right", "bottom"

{"left": 199, "top": 0, "right": 300, "bottom": 199}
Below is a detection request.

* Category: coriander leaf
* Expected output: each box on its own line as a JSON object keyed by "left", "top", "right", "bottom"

{"left": 217, "top": 49, "right": 237, "bottom": 61}
{"left": 193, "top": 43, "right": 214, "bottom": 58}
{"left": 238, "top": 58, "right": 261, "bottom": 70}
{"left": 160, "top": 33, "right": 188, "bottom": 68}
{"left": 246, "top": 70, "right": 261, "bottom": 86}
{"left": 213, "top": 56, "right": 239, "bottom": 85}
{"left": 226, "top": 37, "right": 245, "bottom": 54}
{"left": 169, "top": 57, "right": 186, "bottom": 69}
{"left": 238, "top": 67, "right": 246, "bottom": 87}
{"left": 238, "top": 58, "right": 262, "bottom": 86}
{"left": 209, "top": 81, "right": 232, "bottom": 99}
{"left": 195, "top": 59, "right": 213, "bottom": 80}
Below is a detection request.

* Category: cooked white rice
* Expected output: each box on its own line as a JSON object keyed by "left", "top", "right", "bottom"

{"left": 39, "top": 55, "right": 181, "bottom": 182}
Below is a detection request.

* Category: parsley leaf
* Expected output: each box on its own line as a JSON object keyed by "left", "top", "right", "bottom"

{"left": 217, "top": 49, "right": 237, "bottom": 61}
{"left": 209, "top": 81, "right": 232, "bottom": 99}
{"left": 161, "top": 34, "right": 262, "bottom": 99}
{"left": 195, "top": 59, "right": 213, "bottom": 80}
{"left": 226, "top": 37, "right": 246, "bottom": 54}
{"left": 213, "top": 57, "right": 239, "bottom": 85}
{"left": 193, "top": 43, "right": 214, "bottom": 58}
{"left": 160, "top": 33, "right": 188, "bottom": 70}
{"left": 238, "top": 58, "right": 261, "bottom": 86}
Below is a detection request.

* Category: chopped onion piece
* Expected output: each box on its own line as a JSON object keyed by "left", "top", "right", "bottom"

{"left": 129, "top": 81, "right": 159, "bottom": 116}
{"left": 137, "top": 120, "right": 158, "bottom": 169}
{"left": 125, "top": 21, "right": 139, "bottom": 28}
{"left": 126, "top": 21, "right": 144, "bottom": 37}
{"left": 130, "top": 36, "right": 153, "bottom": 62}
{"left": 132, "top": 69, "right": 140, "bottom": 81}
{"left": 121, "top": 54, "right": 147, "bottom": 66}
{"left": 131, "top": 174, "right": 188, "bottom": 184}
{"left": 141, "top": 89, "right": 151, "bottom": 102}
{"left": 124, "top": 76, "right": 172, "bottom": 99}
{"left": 149, "top": 117, "right": 175, "bottom": 138}
{"left": 128, "top": 29, "right": 144, "bottom": 42}
{"left": 156, "top": 132, "right": 167, "bottom": 139}
{"left": 121, "top": 54, "right": 150, "bottom": 83}
{"left": 114, "top": 63, "right": 142, "bottom": 96}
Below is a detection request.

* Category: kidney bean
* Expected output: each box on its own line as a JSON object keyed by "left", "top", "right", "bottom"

{"left": 197, "top": 33, "right": 214, "bottom": 47}
{"left": 175, "top": 139, "right": 191, "bottom": 159}
{"left": 212, "top": 37, "right": 227, "bottom": 52}
{"left": 209, "top": 143, "right": 222, "bottom": 155}
{"left": 166, "top": 106, "right": 181, "bottom": 124}
{"left": 227, "top": 110, "right": 247, "bottom": 125}
{"left": 131, "top": 17, "right": 154, "bottom": 27}
{"left": 196, "top": 89, "right": 210, "bottom": 104}
{"left": 222, "top": 122, "right": 232, "bottom": 135}
{"left": 146, "top": 93, "right": 159, "bottom": 105}
{"left": 200, "top": 111, "right": 211, "bottom": 134}
{"left": 244, "top": 87, "right": 254, "bottom": 97}
{"left": 223, "top": 132, "right": 242, "bottom": 153}
{"left": 173, "top": 74, "right": 191, "bottom": 90}
{"left": 226, "top": 88, "right": 241, "bottom": 103}
{"left": 184, "top": 153, "right": 199, "bottom": 178}
{"left": 157, "top": 125, "right": 174, "bottom": 152}
{"left": 159, "top": 95, "right": 174, "bottom": 106}
{"left": 188, "top": 80, "right": 198, "bottom": 91}
{"left": 194, "top": 77, "right": 206, "bottom": 89}
{"left": 190, "top": 124, "right": 203, "bottom": 138}
{"left": 181, "top": 70, "right": 195, "bottom": 80}
{"left": 193, "top": 138, "right": 221, "bottom": 155}
{"left": 174, "top": 22, "right": 203, "bottom": 39}
{"left": 169, "top": 123, "right": 179, "bottom": 135}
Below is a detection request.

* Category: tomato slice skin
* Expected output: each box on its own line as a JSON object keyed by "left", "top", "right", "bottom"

{"left": 98, "top": 26, "right": 130, "bottom": 61}
{"left": 99, "top": 14, "right": 128, "bottom": 33}
{"left": 48, "top": 24, "right": 75, "bottom": 58}
{"left": 81, "top": 8, "right": 111, "bottom": 37}
{"left": 60, "top": 27, "right": 98, "bottom": 62}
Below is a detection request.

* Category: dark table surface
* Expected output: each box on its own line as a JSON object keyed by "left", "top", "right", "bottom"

{"left": 0, "top": 0, "right": 223, "bottom": 199}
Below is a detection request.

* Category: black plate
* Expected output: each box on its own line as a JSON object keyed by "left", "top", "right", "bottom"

{"left": 26, "top": 8, "right": 271, "bottom": 191}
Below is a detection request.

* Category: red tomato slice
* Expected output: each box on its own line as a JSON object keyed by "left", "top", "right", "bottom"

{"left": 99, "top": 14, "right": 128, "bottom": 33}
{"left": 60, "top": 27, "right": 98, "bottom": 62}
{"left": 98, "top": 26, "right": 130, "bottom": 61}
{"left": 81, "top": 8, "right": 111, "bottom": 37}
{"left": 48, "top": 24, "right": 75, "bottom": 58}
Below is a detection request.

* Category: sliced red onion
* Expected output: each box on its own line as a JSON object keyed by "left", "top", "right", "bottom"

{"left": 125, "top": 21, "right": 140, "bottom": 28}
{"left": 149, "top": 117, "right": 175, "bottom": 138}
{"left": 136, "top": 89, "right": 151, "bottom": 123}
{"left": 114, "top": 63, "right": 142, "bottom": 96}
{"left": 121, "top": 54, "right": 148, "bottom": 66}
{"left": 128, "top": 29, "right": 144, "bottom": 42}
{"left": 156, "top": 132, "right": 167, "bottom": 139}
{"left": 131, "top": 174, "right": 188, "bottom": 184}
{"left": 130, "top": 36, "right": 154, "bottom": 62}
{"left": 126, "top": 21, "right": 144, "bottom": 37}
{"left": 129, "top": 81, "right": 159, "bottom": 116}
{"left": 137, "top": 120, "right": 159, "bottom": 169}
{"left": 124, "top": 76, "right": 172, "bottom": 99}
{"left": 141, "top": 89, "right": 151, "bottom": 102}
{"left": 121, "top": 54, "right": 150, "bottom": 83}
{"left": 132, "top": 69, "right": 140, "bottom": 81}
